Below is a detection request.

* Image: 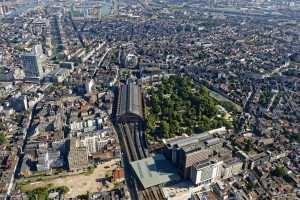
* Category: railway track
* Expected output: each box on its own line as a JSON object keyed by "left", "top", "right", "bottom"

{"left": 132, "top": 123, "right": 147, "bottom": 159}
{"left": 141, "top": 186, "right": 165, "bottom": 200}
{"left": 119, "top": 123, "right": 138, "bottom": 161}
{"left": 121, "top": 122, "right": 147, "bottom": 161}
{"left": 138, "top": 122, "right": 149, "bottom": 158}
{"left": 117, "top": 124, "right": 132, "bottom": 161}
{"left": 118, "top": 122, "right": 166, "bottom": 200}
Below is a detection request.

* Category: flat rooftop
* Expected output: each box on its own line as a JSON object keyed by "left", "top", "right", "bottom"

{"left": 164, "top": 127, "right": 226, "bottom": 148}
{"left": 193, "top": 159, "right": 212, "bottom": 169}
{"left": 130, "top": 154, "right": 180, "bottom": 189}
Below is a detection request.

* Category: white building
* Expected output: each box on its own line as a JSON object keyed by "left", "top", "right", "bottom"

{"left": 70, "top": 117, "right": 103, "bottom": 132}
{"left": 79, "top": 129, "right": 112, "bottom": 155}
{"left": 190, "top": 159, "right": 223, "bottom": 186}
{"left": 0, "top": 5, "right": 9, "bottom": 16}
{"left": 222, "top": 159, "right": 243, "bottom": 179}
{"left": 125, "top": 53, "right": 138, "bottom": 68}
{"left": 45, "top": 68, "right": 70, "bottom": 83}
{"left": 85, "top": 79, "right": 94, "bottom": 93}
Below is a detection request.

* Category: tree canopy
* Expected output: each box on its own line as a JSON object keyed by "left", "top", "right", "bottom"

{"left": 145, "top": 76, "right": 232, "bottom": 138}
{"left": 273, "top": 166, "right": 288, "bottom": 178}
{"left": 0, "top": 132, "right": 6, "bottom": 145}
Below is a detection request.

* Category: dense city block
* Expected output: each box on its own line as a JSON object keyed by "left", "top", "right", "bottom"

{"left": 0, "top": 0, "right": 299, "bottom": 200}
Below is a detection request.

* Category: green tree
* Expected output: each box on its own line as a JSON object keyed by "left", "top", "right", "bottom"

{"left": 77, "top": 193, "right": 89, "bottom": 200}
{"left": 0, "top": 132, "right": 6, "bottom": 145}
{"left": 199, "top": 86, "right": 209, "bottom": 97}
{"left": 292, "top": 133, "right": 300, "bottom": 143}
{"left": 26, "top": 187, "right": 49, "bottom": 200}
{"left": 160, "top": 121, "right": 170, "bottom": 138}
{"left": 273, "top": 167, "right": 287, "bottom": 177}
{"left": 244, "top": 139, "right": 252, "bottom": 152}
{"left": 245, "top": 182, "right": 254, "bottom": 191}
{"left": 170, "top": 120, "right": 180, "bottom": 135}
{"left": 150, "top": 94, "right": 161, "bottom": 113}
{"left": 146, "top": 75, "right": 235, "bottom": 139}
{"left": 146, "top": 114, "right": 156, "bottom": 133}
{"left": 172, "top": 112, "right": 182, "bottom": 123}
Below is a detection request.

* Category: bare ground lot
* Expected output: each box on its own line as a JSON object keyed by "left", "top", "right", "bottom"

{"left": 20, "top": 159, "right": 120, "bottom": 198}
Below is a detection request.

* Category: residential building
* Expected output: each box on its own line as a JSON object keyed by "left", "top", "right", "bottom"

{"left": 68, "top": 137, "right": 89, "bottom": 171}
{"left": 222, "top": 158, "right": 243, "bottom": 179}
{"left": 9, "top": 94, "right": 28, "bottom": 112}
{"left": 79, "top": 129, "right": 113, "bottom": 155}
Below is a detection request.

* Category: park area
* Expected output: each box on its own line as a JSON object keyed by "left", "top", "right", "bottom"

{"left": 145, "top": 76, "right": 235, "bottom": 140}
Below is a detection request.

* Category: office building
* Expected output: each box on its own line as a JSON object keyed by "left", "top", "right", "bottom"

{"left": 163, "top": 128, "right": 226, "bottom": 178}
{"left": 190, "top": 159, "right": 223, "bottom": 186}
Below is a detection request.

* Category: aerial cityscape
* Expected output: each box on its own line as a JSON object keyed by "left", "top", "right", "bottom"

{"left": 0, "top": 0, "right": 299, "bottom": 199}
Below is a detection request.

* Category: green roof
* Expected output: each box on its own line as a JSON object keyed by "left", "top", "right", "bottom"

{"left": 130, "top": 154, "right": 180, "bottom": 188}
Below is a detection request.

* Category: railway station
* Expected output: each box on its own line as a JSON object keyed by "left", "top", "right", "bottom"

{"left": 117, "top": 83, "right": 144, "bottom": 123}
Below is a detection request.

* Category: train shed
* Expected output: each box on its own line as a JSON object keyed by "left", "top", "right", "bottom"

{"left": 117, "top": 83, "right": 144, "bottom": 123}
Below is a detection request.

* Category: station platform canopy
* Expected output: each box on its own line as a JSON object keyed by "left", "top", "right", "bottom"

{"left": 130, "top": 154, "right": 180, "bottom": 189}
